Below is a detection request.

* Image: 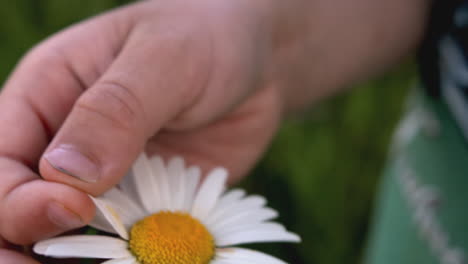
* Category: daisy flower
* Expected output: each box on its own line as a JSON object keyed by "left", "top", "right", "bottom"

{"left": 34, "top": 154, "right": 300, "bottom": 264}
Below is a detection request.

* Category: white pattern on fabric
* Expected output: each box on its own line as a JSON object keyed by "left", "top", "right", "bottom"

{"left": 392, "top": 101, "right": 466, "bottom": 264}
{"left": 439, "top": 36, "right": 468, "bottom": 141}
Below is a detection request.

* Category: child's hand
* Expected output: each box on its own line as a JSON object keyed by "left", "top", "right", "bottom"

{"left": 0, "top": 0, "right": 283, "bottom": 261}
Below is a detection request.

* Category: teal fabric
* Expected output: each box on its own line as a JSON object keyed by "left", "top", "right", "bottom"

{"left": 365, "top": 92, "right": 468, "bottom": 264}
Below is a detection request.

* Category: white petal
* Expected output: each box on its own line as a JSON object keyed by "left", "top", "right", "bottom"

{"left": 182, "top": 166, "right": 201, "bottom": 211}
{"left": 131, "top": 153, "right": 161, "bottom": 213}
{"left": 101, "top": 188, "right": 146, "bottom": 229}
{"left": 216, "top": 189, "right": 246, "bottom": 208}
{"left": 191, "top": 167, "right": 227, "bottom": 221}
{"left": 216, "top": 229, "right": 300, "bottom": 247}
{"left": 91, "top": 196, "right": 129, "bottom": 240}
{"left": 102, "top": 256, "right": 138, "bottom": 264}
{"left": 215, "top": 222, "right": 286, "bottom": 239}
{"left": 210, "top": 260, "right": 237, "bottom": 264}
{"left": 150, "top": 156, "right": 171, "bottom": 210}
{"left": 211, "top": 208, "right": 278, "bottom": 234}
{"left": 216, "top": 248, "right": 287, "bottom": 264}
{"left": 226, "top": 195, "right": 266, "bottom": 212}
{"left": 119, "top": 172, "right": 138, "bottom": 205}
{"left": 205, "top": 189, "right": 246, "bottom": 226}
{"left": 33, "top": 235, "right": 130, "bottom": 259}
{"left": 206, "top": 195, "right": 266, "bottom": 227}
{"left": 167, "top": 156, "right": 186, "bottom": 211}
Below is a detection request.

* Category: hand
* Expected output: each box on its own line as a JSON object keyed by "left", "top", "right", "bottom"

{"left": 0, "top": 0, "right": 283, "bottom": 261}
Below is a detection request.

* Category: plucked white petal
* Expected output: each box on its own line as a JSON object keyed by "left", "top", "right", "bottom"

{"left": 167, "top": 156, "right": 186, "bottom": 211}
{"left": 191, "top": 167, "right": 227, "bottom": 221}
{"left": 91, "top": 196, "right": 129, "bottom": 240}
{"left": 210, "top": 208, "right": 278, "bottom": 234}
{"left": 101, "top": 256, "right": 138, "bottom": 264}
{"left": 216, "top": 248, "right": 287, "bottom": 264}
{"left": 33, "top": 235, "right": 130, "bottom": 259}
{"left": 101, "top": 188, "right": 146, "bottom": 229}
{"left": 88, "top": 205, "right": 118, "bottom": 235}
{"left": 206, "top": 195, "right": 266, "bottom": 227}
{"left": 130, "top": 153, "right": 161, "bottom": 213}
{"left": 216, "top": 229, "right": 300, "bottom": 247}
{"left": 182, "top": 166, "right": 201, "bottom": 211}
{"left": 150, "top": 156, "right": 172, "bottom": 210}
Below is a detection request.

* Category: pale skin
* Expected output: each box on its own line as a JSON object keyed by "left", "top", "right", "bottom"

{"left": 0, "top": 0, "right": 429, "bottom": 262}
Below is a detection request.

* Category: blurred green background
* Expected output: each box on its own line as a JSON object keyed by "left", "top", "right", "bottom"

{"left": 0, "top": 1, "right": 416, "bottom": 263}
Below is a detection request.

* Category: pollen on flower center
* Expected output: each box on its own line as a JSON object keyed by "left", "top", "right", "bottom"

{"left": 129, "top": 211, "right": 215, "bottom": 264}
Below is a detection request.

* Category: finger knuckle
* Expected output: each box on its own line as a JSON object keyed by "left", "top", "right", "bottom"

{"left": 20, "top": 45, "right": 66, "bottom": 82}
{"left": 76, "top": 81, "right": 145, "bottom": 131}
{"left": 156, "top": 24, "right": 213, "bottom": 99}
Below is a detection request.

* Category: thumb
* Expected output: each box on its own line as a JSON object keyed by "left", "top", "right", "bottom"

{"left": 40, "top": 25, "right": 211, "bottom": 195}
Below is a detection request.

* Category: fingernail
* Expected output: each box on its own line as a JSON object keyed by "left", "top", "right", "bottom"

{"left": 47, "top": 202, "right": 85, "bottom": 230}
{"left": 45, "top": 145, "right": 100, "bottom": 183}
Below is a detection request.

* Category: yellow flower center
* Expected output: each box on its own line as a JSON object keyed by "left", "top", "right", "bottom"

{"left": 129, "top": 211, "right": 215, "bottom": 264}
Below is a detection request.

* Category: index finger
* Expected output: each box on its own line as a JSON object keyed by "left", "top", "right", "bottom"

{"left": 0, "top": 249, "right": 40, "bottom": 264}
